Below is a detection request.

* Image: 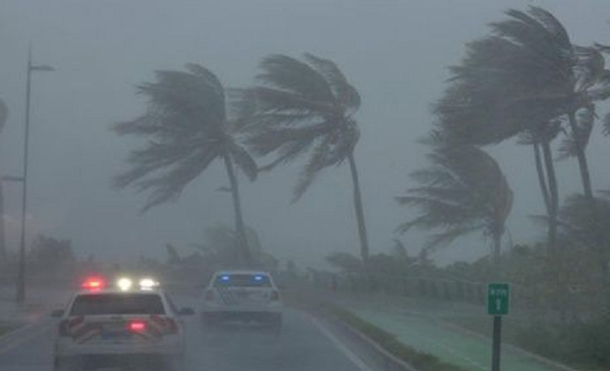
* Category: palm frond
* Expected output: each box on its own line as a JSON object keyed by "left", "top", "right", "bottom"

{"left": 603, "top": 111, "right": 610, "bottom": 136}
{"left": 293, "top": 135, "right": 335, "bottom": 201}
{"left": 228, "top": 142, "right": 258, "bottom": 182}
{"left": 113, "top": 64, "right": 255, "bottom": 211}
{"left": 303, "top": 53, "right": 361, "bottom": 112}
{"left": 239, "top": 53, "right": 362, "bottom": 200}
{"left": 424, "top": 224, "right": 486, "bottom": 251}
{"left": 558, "top": 106, "right": 594, "bottom": 160}
{"left": 397, "top": 140, "right": 512, "bottom": 251}
{"left": 131, "top": 146, "right": 220, "bottom": 211}
{"left": 258, "top": 54, "right": 334, "bottom": 102}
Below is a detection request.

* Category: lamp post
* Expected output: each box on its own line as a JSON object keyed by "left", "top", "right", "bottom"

{"left": 16, "top": 45, "right": 54, "bottom": 304}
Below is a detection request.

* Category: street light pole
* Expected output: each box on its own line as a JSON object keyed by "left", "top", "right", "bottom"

{"left": 16, "top": 45, "right": 54, "bottom": 304}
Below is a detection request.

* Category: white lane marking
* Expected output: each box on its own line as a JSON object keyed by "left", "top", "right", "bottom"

{"left": 0, "top": 323, "right": 50, "bottom": 356}
{"left": 308, "top": 314, "right": 375, "bottom": 371}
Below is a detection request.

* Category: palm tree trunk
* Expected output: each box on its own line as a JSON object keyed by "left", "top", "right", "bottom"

{"left": 492, "top": 230, "right": 502, "bottom": 280}
{"left": 347, "top": 152, "right": 370, "bottom": 266}
{"left": 222, "top": 153, "right": 252, "bottom": 266}
{"left": 0, "top": 180, "right": 6, "bottom": 264}
{"left": 567, "top": 112, "right": 594, "bottom": 199}
{"left": 541, "top": 140, "right": 558, "bottom": 255}
{"left": 533, "top": 143, "right": 551, "bottom": 214}
{"left": 568, "top": 112, "right": 610, "bottom": 312}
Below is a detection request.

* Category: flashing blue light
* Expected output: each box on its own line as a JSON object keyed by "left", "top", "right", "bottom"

{"left": 221, "top": 275, "right": 230, "bottom": 281}
{"left": 254, "top": 275, "right": 263, "bottom": 281}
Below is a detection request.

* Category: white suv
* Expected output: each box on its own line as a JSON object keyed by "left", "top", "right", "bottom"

{"left": 200, "top": 270, "right": 282, "bottom": 328}
{"left": 52, "top": 278, "right": 193, "bottom": 371}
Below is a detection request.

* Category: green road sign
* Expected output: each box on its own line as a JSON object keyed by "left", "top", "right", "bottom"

{"left": 488, "top": 283, "right": 510, "bottom": 315}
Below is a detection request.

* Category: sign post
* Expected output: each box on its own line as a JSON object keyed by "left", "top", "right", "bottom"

{"left": 487, "top": 283, "right": 509, "bottom": 371}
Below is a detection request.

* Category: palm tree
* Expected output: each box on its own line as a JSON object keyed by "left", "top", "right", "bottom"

{"left": 435, "top": 6, "right": 610, "bottom": 253}
{"left": 517, "top": 121, "right": 562, "bottom": 256}
{"left": 0, "top": 99, "right": 7, "bottom": 264}
{"left": 396, "top": 132, "right": 513, "bottom": 271}
{"left": 113, "top": 64, "right": 257, "bottom": 265}
{"left": 237, "top": 54, "right": 370, "bottom": 264}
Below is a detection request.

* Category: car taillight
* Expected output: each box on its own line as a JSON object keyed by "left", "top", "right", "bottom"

{"left": 205, "top": 289, "right": 215, "bottom": 301}
{"left": 129, "top": 321, "right": 147, "bottom": 332}
{"left": 58, "top": 320, "right": 70, "bottom": 337}
{"left": 270, "top": 290, "right": 280, "bottom": 301}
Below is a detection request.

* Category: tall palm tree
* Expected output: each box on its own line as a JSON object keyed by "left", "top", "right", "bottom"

{"left": 0, "top": 99, "right": 7, "bottom": 264}
{"left": 435, "top": 6, "right": 610, "bottom": 253}
{"left": 237, "top": 54, "right": 370, "bottom": 264}
{"left": 517, "top": 120, "right": 562, "bottom": 255}
{"left": 396, "top": 132, "right": 513, "bottom": 271}
{"left": 113, "top": 64, "right": 257, "bottom": 265}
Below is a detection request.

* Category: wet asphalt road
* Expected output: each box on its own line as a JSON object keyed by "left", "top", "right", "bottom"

{"left": 0, "top": 306, "right": 370, "bottom": 371}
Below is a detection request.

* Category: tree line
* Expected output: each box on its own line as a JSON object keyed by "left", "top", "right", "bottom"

{"left": 112, "top": 6, "right": 610, "bottom": 302}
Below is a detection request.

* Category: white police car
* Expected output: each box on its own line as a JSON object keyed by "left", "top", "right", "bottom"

{"left": 200, "top": 270, "right": 282, "bottom": 328}
{"left": 52, "top": 277, "right": 193, "bottom": 371}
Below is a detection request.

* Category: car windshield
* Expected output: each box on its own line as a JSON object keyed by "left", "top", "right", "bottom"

{"left": 214, "top": 274, "right": 272, "bottom": 288}
{"left": 69, "top": 293, "right": 165, "bottom": 315}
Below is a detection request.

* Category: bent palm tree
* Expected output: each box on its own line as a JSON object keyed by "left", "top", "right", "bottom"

{"left": 397, "top": 132, "right": 513, "bottom": 271}
{"left": 436, "top": 6, "right": 610, "bottom": 253}
{"left": 435, "top": 10, "right": 610, "bottom": 259}
{"left": 237, "top": 54, "right": 370, "bottom": 264}
{"left": 0, "top": 99, "right": 7, "bottom": 263}
{"left": 113, "top": 64, "right": 257, "bottom": 265}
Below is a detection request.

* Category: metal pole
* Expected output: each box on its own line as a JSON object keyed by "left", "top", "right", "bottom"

{"left": 16, "top": 45, "right": 32, "bottom": 304}
{"left": 491, "top": 315, "right": 502, "bottom": 371}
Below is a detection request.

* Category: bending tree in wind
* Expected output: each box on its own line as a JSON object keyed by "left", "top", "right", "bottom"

{"left": 237, "top": 54, "right": 370, "bottom": 265}
{"left": 0, "top": 99, "right": 7, "bottom": 264}
{"left": 396, "top": 132, "right": 513, "bottom": 271}
{"left": 113, "top": 64, "right": 257, "bottom": 265}
{"left": 436, "top": 6, "right": 610, "bottom": 254}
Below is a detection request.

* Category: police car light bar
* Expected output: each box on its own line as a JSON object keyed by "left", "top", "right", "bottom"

{"left": 117, "top": 277, "right": 133, "bottom": 291}
{"left": 138, "top": 278, "right": 159, "bottom": 290}
{"left": 82, "top": 277, "right": 106, "bottom": 291}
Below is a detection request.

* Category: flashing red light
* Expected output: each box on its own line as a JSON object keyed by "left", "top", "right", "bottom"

{"left": 129, "top": 321, "right": 146, "bottom": 332}
{"left": 82, "top": 277, "right": 106, "bottom": 290}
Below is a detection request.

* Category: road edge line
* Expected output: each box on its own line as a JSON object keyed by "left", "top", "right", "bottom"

{"left": 308, "top": 313, "right": 376, "bottom": 371}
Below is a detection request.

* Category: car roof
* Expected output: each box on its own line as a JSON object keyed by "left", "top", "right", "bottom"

{"left": 214, "top": 270, "right": 270, "bottom": 276}
{"left": 74, "top": 289, "right": 165, "bottom": 296}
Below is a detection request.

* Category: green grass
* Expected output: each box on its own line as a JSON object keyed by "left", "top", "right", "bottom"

{"left": 0, "top": 323, "right": 17, "bottom": 337}
{"left": 320, "top": 303, "right": 465, "bottom": 371}
{"left": 444, "top": 315, "right": 610, "bottom": 371}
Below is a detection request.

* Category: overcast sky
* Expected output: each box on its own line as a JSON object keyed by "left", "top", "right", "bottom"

{"left": 0, "top": 0, "right": 609, "bottom": 269}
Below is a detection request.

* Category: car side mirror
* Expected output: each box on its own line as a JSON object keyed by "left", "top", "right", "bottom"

{"left": 178, "top": 307, "right": 195, "bottom": 316}
{"left": 50, "top": 309, "right": 64, "bottom": 318}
